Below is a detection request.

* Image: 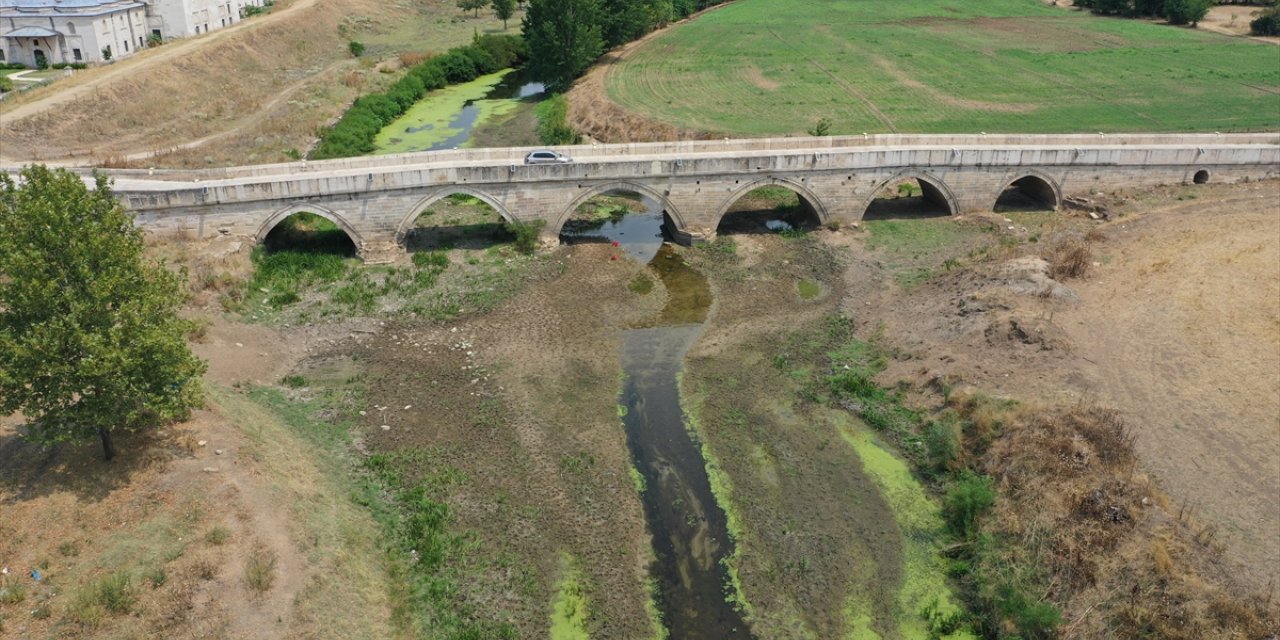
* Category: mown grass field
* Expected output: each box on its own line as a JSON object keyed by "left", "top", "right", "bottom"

{"left": 604, "top": 0, "right": 1280, "bottom": 135}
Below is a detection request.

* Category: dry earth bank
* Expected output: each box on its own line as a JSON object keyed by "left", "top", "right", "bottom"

{"left": 0, "top": 0, "right": 515, "bottom": 167}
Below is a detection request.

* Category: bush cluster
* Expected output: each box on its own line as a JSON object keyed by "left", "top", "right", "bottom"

{"left": 1252, "top": 6, "right": 1280, "bottom": 35}
{"left": 1075, "top": 0, "right": 1213, "bottom": 25}
{"left": 311, "top": 35, "right": 526, "bottom": 159}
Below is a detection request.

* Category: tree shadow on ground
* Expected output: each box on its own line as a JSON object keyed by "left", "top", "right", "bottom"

{"left": 0, "top": 422, "right": 190, "bottom": 505}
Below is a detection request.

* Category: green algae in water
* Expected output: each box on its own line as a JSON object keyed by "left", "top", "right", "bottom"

{"left": 550, "top": 555, "right": 590, "bottom": 640}
{"left": 832, "top": 410, "right": 976, "bottom": 640}
{"left": 374, "top": 70, "right": 523, "bottom": 154}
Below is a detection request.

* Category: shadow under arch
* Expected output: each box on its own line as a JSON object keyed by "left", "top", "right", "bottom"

{"left": 395, "top": 187, "right": 515, "bottom": 243}
{"left": 859, "top": 170, "right": 959, "bottom": 220}
{"left": 994, "top": 170, "right": 1061, "bottom": 212}
{"left": 553, "top": 181, "right": 684, "bottom": 237}
{"left": 256, "top": 202, "right": 364, "bottom": 249}
{"left": 713, "top": 177, "right": 829, "bottom": 229}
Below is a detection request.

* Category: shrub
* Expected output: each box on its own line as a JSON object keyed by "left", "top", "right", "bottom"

{"left": 504, "top": 219, "right": 545, "bottom": 254}
{"left": 245, "top": 548, "right": 277, "bottom": 594}
{"left": 1252, "top": 8, "right": 1280, "bottom": 35}
{"left": 1164, "top": 0, "right": 1212, "bottom": 25}
{"left": 1048, "top": 237, "right": 1092, "bottom": 279}
{"left": 942, "top": 472, "right": 996, "bottom": 539}
{"left": 348, "top": 40, "right": 365, "bottom": 57}
{"left": 0, "top": 77, "right": 12, "bottom": 93}
{"left": 411, "top": 250, "right": 450, "bottom": 268}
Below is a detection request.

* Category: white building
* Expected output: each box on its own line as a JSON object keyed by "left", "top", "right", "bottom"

{"left": 145, "top": 0, "right": 262, "bottom": 40}
{"left": 0, "top": 0, "right": 265, "bottom": 66}
{"left": 1, "top": 0, "right": 148, "bottom": 66}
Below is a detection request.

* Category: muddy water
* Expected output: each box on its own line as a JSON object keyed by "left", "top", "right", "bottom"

{"left": 575, "top": 204, "right": 752, "bottom": 638}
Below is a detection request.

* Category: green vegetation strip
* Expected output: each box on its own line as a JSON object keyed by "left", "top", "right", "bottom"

{"left": 243, "top": 385, "right": 515, "bottom": 638}
{"left": 834, "top": 414, "right": 972, "bottom": 640}
{"left": 549, "top": 555, "right": 590, "bottom": 640}
{"left": 606, "top": 0, "right": 1279, "bottom": 134}
{"left": 311, "top": 35, "right": 525, "bottom": 159}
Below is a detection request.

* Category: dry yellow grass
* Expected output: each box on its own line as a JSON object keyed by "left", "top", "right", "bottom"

{"left": 0, "top": 0, "right": 515, "bottom": 167}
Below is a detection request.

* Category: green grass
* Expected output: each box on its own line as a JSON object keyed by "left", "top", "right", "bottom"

{"left": 797, "top": 279, "right": 821, "bottom": 299}
{"left": 606, "top": 0, "right": 1280, "bottom": 134}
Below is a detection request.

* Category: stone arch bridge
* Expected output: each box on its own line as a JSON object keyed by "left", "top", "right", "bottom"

{"left": 95, "top": 133, "right": 1279, "bottom": 262}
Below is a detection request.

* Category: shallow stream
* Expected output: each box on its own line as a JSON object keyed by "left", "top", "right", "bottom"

{"left": 570, "top": 203, "right": 753, "bottom": 639}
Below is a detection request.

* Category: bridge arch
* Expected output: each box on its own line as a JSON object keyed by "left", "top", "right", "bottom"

{"left": 396, "top": 187, "right": 515, "bottom": 243}
{"left": 713, "top": 177, "right": 829, "bottom": 229}
{"left": 859, "top": 170, "right": 959, "bottom": 220}
{"left": 993, "top": 170, "right": 1062, "bottom": 212}
{"left": 256, "top": 203, "right": 364, "bottom": 248}
{"left": 553, "top": 181, "right": 684, "bottom": 237}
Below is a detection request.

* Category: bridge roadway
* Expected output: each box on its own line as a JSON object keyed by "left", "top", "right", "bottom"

{"left": 61, "top": 133, "right": 1280, "bottom": 262}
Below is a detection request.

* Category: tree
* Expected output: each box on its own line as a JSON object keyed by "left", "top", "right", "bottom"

{"left": 493, "top": 0, "right": 516, "bottom": 29}
{"left": 600, "top": 0, "right": 652, "bottom": 48}
{"left": 522, "top": 0, "right": 603, "bottom": 92}
{"left": 1164, "top": 0, "right": 1212, "bottom": 25}
{"left": 458, "top": 0, "right": 486, "bottom": 16}
{"left": 0, "top": 166, "right": 206, "bottom": 461}
{"left": 1252, "top": 7, "right": 1280, "bottom": 35}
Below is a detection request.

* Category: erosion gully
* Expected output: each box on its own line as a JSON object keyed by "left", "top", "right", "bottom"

{"left": 565, "top": 197, "right": 753, "bottom": 639}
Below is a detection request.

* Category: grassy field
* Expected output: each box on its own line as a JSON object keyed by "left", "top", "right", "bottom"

{"left": 603, "top": 0, "right": 1280, "bottom": 135}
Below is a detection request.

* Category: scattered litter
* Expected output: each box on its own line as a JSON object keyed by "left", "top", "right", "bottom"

{"left": 235, "top": 342, "right": 244, "bottom": 348}
{"left": 380, "top": 425, "right": 391, "bottom": 431}
{"left": 215, "top": 449, "right": 225, "bottom": 455}
{"left": 197, "top": 440, "right": 208, "bottom": 447}
{"left": 29, "top": 569, "right": 41, "bottom": 582}
{"left": 403, "top": 405, "right": 412, "bottom": 410}
{"left": 202, "top": 467, "right": 219, "bottom": 473}
{"left": 359, "top": 411, "right": 367, "bottom": 416}
{"left": 765, "top": 220, "right": 793, "bottom": 232}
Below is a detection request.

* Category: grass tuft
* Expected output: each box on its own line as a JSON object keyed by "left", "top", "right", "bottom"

{"left": 245, "top": 548, "right": 278, "bottom": 594}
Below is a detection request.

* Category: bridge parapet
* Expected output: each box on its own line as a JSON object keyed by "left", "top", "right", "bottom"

{"left": 78, "top": 134, "right": 1279, "bottom": 262}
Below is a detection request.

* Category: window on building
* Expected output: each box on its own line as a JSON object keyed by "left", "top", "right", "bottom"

{"left": 194, "top": 25, "right": 200, "bottom": 33}
{"left": 0, "top": 50, "right": 6, "bottom": 62}
{"left": 123, "top": 40, "right": 129, "bottom": 52}
{"left": 152, "top": 28, "right": 161, "bottom": 38}
{"left": 73, "top": 48, "right": 82, "bottom": 61}
{"left": 66, "top": 22, "right": 76, "bottom": 35}
{"left": 138, "top": 36, "right": 144, "bottom": 47}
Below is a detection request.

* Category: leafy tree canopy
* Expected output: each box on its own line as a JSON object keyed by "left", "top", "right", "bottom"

{"left": 0, "top": 166, "right": 206, "bottom": 460}
{"left": 522, "top": 0, "right": 603, "bottom": 93}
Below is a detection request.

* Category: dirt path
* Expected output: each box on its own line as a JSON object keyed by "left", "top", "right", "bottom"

{"left": 0, "top": 0, "right": 316, "bottom": 127}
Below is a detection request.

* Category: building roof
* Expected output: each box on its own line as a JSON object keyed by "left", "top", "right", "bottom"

{"left": 0, "top": 0, "right": 144, "bottom": 17}
{"left": 3, "top": 26, "right": 61, "bottom": 37}
{"left": 1, "top": 0, "right": 121, "bottom": 8}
